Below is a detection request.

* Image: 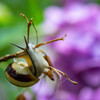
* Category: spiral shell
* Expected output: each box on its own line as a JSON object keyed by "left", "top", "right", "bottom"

{"left": 5, "top": 61, "right": 39, "bottom": 87}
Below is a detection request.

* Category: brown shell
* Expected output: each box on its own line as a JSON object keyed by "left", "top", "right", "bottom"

{"left": 5, "top": 62, "right": 39, "bottom": 87}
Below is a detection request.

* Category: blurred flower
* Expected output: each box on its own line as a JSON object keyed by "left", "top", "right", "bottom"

{"left": 40, "top": 2, "right": 100, "bottom": 100}
{"left": 31, "top": 76, "right": 58, "bottom": 100}
{"left": 24, "top": 92, "right": 32, "bottom": 100}
{"left": 31, "top": 77, "right": 77, "bottom": 100}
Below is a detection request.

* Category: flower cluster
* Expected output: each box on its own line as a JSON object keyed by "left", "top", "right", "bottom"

{"left": 40, "top": 2, "right": 100, "bottom": 100}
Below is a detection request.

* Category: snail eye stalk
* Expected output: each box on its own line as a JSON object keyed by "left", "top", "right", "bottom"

{"left": 24, "top": 36, "right": 29, "bottom": 49}
{"left": 11, "top": 43, "right": 25, "bottom": 50}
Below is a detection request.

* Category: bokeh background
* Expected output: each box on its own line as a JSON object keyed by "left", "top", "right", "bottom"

{"left": 0, "top": 0, "right": 100, "bottom": 100}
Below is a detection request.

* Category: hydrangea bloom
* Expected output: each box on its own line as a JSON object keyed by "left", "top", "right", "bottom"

{"left": 40, "top": 2, "right": 100, "bottom": 100}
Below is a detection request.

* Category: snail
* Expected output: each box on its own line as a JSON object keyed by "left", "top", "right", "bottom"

{"left": 0, "top": 13, "right": 78, "bottom": 87}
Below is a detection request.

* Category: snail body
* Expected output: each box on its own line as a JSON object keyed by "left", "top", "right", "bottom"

{"left": 5, "top": 43, "right": 53, "bottom": 87}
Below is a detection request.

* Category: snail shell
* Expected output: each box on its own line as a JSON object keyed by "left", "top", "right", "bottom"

{"left": 5, "top": 61, "right": 39, "bottom": 87}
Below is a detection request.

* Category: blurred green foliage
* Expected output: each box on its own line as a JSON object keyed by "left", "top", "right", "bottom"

{"left": 96, "top": 0, "right": 100, "bottom": 4}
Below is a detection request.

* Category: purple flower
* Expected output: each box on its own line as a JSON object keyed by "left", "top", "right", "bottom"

{"left": 78, "top": 87, "right": 100, "bottom": 100}
{"left": 24, "top": 92, "right": 32, "bottom": 100}
{"left": 40, "top": 2, "right": 100, "bottom": 100}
